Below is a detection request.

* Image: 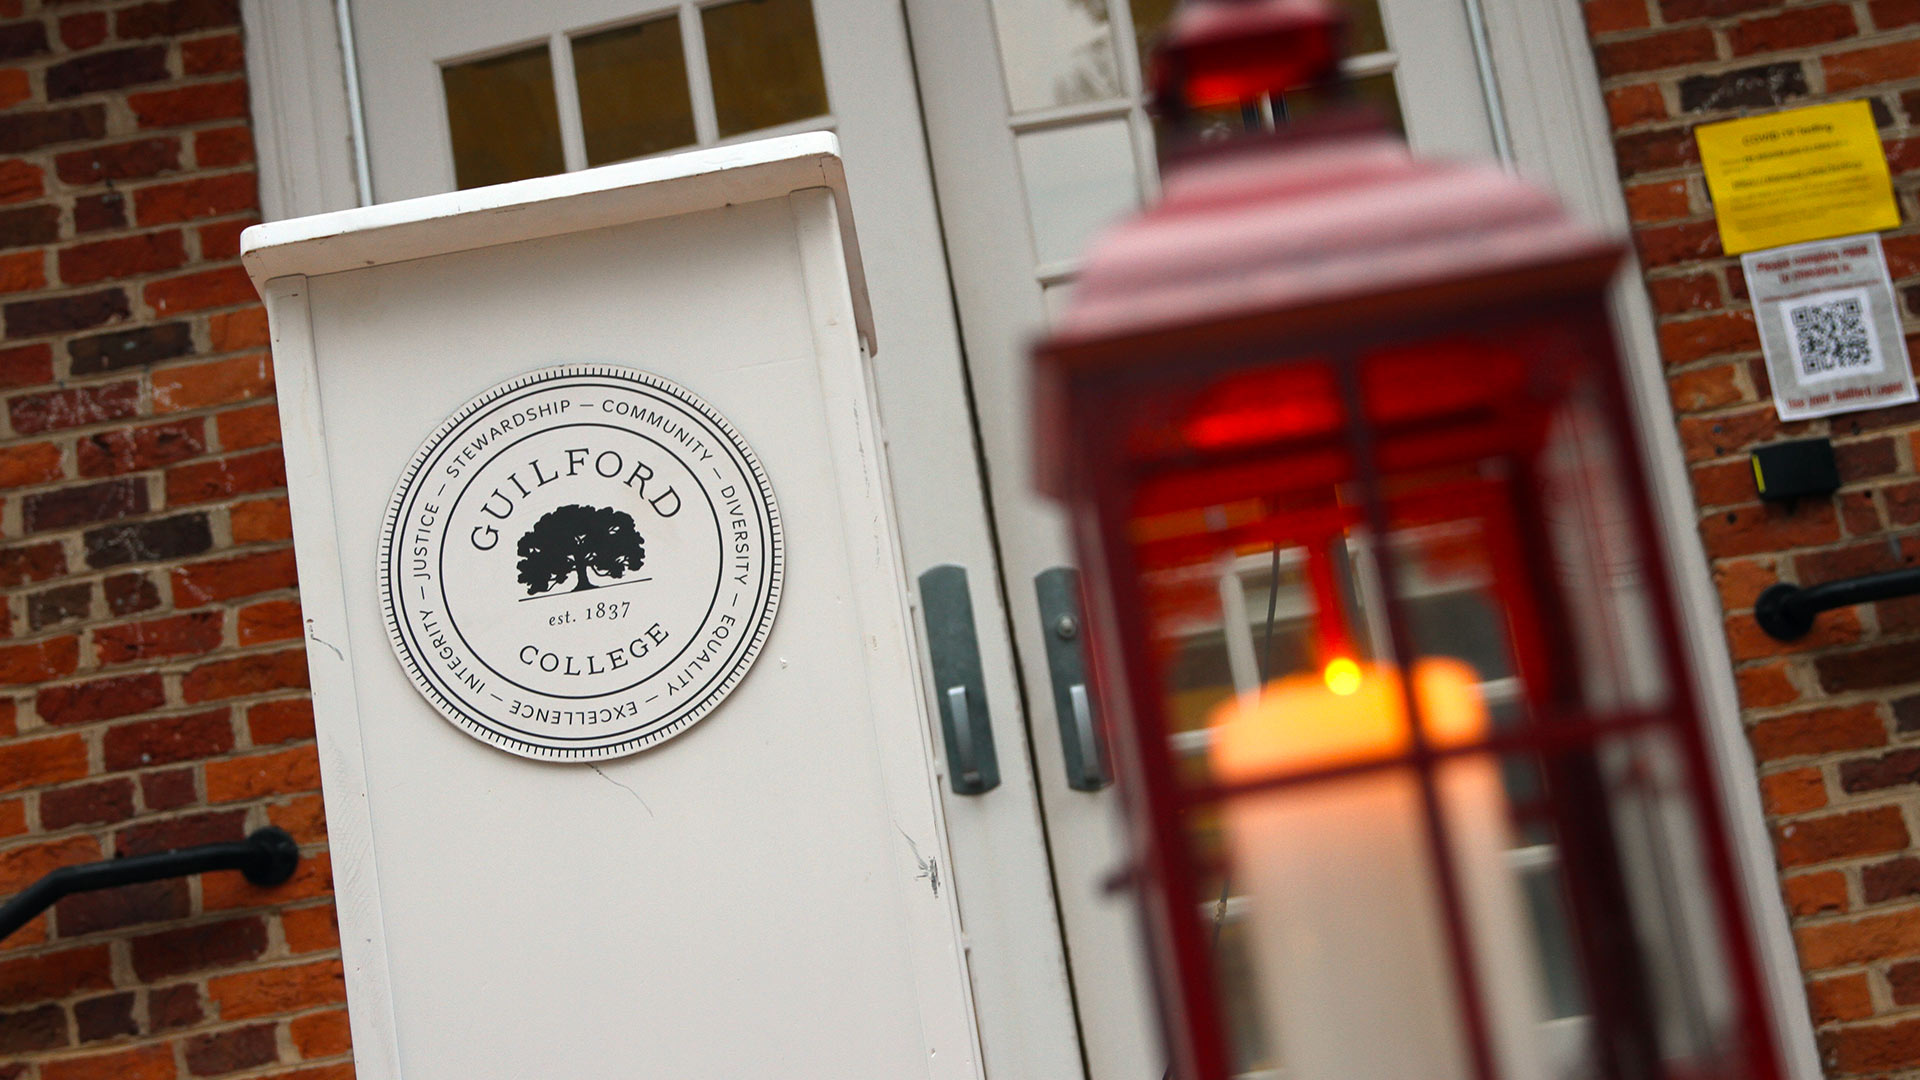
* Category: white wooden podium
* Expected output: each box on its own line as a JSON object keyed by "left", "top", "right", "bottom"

{"left": 242, "top": 135, "right": 980, "bottom": 1080}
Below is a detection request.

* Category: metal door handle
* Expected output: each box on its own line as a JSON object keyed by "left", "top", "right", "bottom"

{"left": 1036, "top": 567, "right": 1111, "bottom": 791}
{"left": 919, "top": 565, "right": 1000, "bottom": 795}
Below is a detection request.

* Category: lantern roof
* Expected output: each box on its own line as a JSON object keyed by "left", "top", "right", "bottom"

{"left": 1040, "top": 123, "right": 1624, "bottom": 371}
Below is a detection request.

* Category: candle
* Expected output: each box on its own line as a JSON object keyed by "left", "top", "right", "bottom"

{"left": 1209, "top": 657, "right": 1551, "bottom": 1080}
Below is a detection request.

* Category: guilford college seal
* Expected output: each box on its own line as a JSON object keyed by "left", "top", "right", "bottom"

{"left": 379, "top": 365, "right": 783, "bottom": 761}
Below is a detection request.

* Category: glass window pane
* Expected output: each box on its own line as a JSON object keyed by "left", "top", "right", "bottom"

{"left": 1015, "top": 119, "right": 1138, "bottom": 265}
{"left": 573, "top": 16, "right": 697, "bottom": 165}
{"left": 1130, "top": 0, "right": 1387, "bottom": 86}
{"left": 442, "top": 45, "right": 565, "bottom": 190}
{"left": 702, "top": 0, "right": 830, "bottom": 139}
{"left": 990, "top": 0, "right": 1122, "bottom": 113}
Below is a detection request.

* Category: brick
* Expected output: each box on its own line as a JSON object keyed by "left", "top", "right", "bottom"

{"left": 3, "top": 286, "right": 128, "bottom": 337}
{"left": 27, "top": 582, "right": 89, "bottom": 630}
{"left": 105, "top": 571, "right": 161, "bottom": 614}
{"left": 198, "top": 218, "right": 252, "bottom": 261}
{"left": 134, "top": 173, "right": 257, "bottom": 227}
{"left": 207, "top": 306, "right": 264, "bottom": 352}
{"left": 1586, "top": 0, "right": 1652, "bottom": 34}
{"left": 1658, "top": 311, "right": 1759, "bottom": 365}
{"left": 1825, "top": 39, "right": 1920, "bottom": 93}
{"left": 115, "top": 807, "right": 242, "bottom": 856}
{"left": 208, "top": 959, "right": 345, "bottom": 1021}
{"left": 202, "top": 847, "right": 328, "bottom": 911}
{"left": 1784, "top": 869, "right": 1847, "bottom": 914}
{"left": 1843, "top": 747, "right": 1920, "bottom": 793}
{"left": 95, "top": 610, "right": 223, "bottom": 664}
{"left": 1877, "top": 0, "right": 1920, "bottom": 29}
{"left": 41, "top": 1043, "right": 171, "bottom": 1080}
{"left": 40, "top": 777, "right": 134, "bottom": 828}
{"left": 195, "top": 125, "right": 251, "bottom": 168}
{"left": 0, "top": 441, "right": 60, "bottom": 489}
{"left": 118, "top": 0, "right": 241, "bottom": 40}
{"left": 1729, "top": 8, "right": 1854, "bottom": 57}
{"left": 1797, "top": 538, "right": 1910, "bottom": 582}
{"left": 0, "top": 833, "right": 98, "bottom": 891}
{"left": 0, "top": 1004, "right": 67, "bottom": 1053}
{"left": 0, "top": 21, "right": 47, "bottom": 62}
{"left": 1867, "top": 856, "right": 1920, "bottom": 905}
{"left": 0, "top": 944, "right": 109, "bottom": 1006}
{"left": 205, "top": 743, "right": 320, "bottom": 802}
{"left": 1749, "top": 703, "right": 1885, "bottom": 762}
{"left": 0, "top": 798, "right": 22, "bottom": 837}
{"left": 11, "top": 382, "right": 141, "bottom": 435}
{"left": 140, "top": 766, "right": 195, "bottom": 810}
{"left": 172, "top": 548, "right": 297, "bottom": 606}
{"left": 1635, "top": 219, "right": 1720, "bottom": 267}
{"left": 1625, "top": 179, "right": 1689, "bottom": 224}
{"left": 146, "top": 265, "right": 256, "bottom": 315}
{"left": 131, "top": 915, "right": 266, "bottom": 981}
{"left": 54, "top": 137, "right": 180, "bottom": 186}
{"left": 1679, "top": 406, "right": 1801, "bottom": 462}
{"left": 149, "top": 983, "right": 202, "bottom": 1030}
{"left": 1669, "top": 363, "right": 1741, "bottom": 412}
{"left": 184, "top": 1021, "right": 278, "bottom": 1076}
{"left": 290, "top": 1008, "right": 350, "bottom": 1058}
{"left": 78, "top": 417, "right": 207, "bottom": 477}
{"left": 45, "top": 45, "right": 169, "bottom": 100}
{"left": 1759, "top": 766, "right": 1826, "bottom": 815}
{"left": 0, "top": 540, "right": 65, "bottom": 586}
{"left": 102, "top": 707, "right": 233, "bottom": 771}
{"left": 1661, "top": 0, "right": 1774, "bottom": 17}
{"left": 152, "top": 353, "right": 271, "bottom": 412}
{"left": 128, "top": 79, "right": 248, "bottom": 129}
{"left": 22, "top": 476, "right": 148, "bottom": 531}
{"left": 216, "top": 402, "right": 277, "bottom": 450}
{"left": 1606, "top": 83, "right": 1666, "bottom": 128}
{"left": 1736, "top": 662, "right": 1799, "bottom": 708}
{"left": 1836, "top": 436, "right": 1899, "bottom": 482}
{"left": 248, "top": 698, "right": 312, "bottom": 745}
{"left": 1615, "top": 126, "right": 1698, "bottom": 176}
{"left": 72, "top": 991, "right": 137, "bottom": 1043}
{"left": 57, "top": 12, "right": 106, "bottom": 51}
{"left": 84, "top": 511, "right": 213, "bottom": 569}
{"left": 0, "top": 105, "right": 105, "bottom": 154}
{"left": 1774, "top": 805, "right": 1908, "bottom": 867}
{"left": 1594, "top": 27, "right": 1716, "bottom": 77}
{"left": 1818, "top": 641, "right": 1920, "bottom": 694}
{"left": 166, "top": 447, "right": 284, "bottom": 505}
{"left": 0, "top": 204, "right": 55, "bottom": 252}
{"left": 72, "top": 191, "right": 124, "bottom": 234}
{"left": 38, "top": 672, "right": 165, "bottom": 724}
{"left": 1810, "top": 972, "right": 1874, "bottom": 1024}
{"left": 0, "top": 635, "right": 78, "bottom": 684}
{"left": 69, "top": 321, "right": 193, "bottom": 375}
{"left": 238, "top": 599, "right": 299, "bottom": 646}
{"left": 1824, "top": 1018, "right": 1920, "bottom": 1074}
{"left": 0, "top": 161, "right": 38, "bottom": 205}
{"left": 230, "top": 496, "right": 289, "bottom": 543}
{"left": 53, "top": 878, "right": 186, "bottom": 936}
{"left": 0, "top": 249, "right": 44, "bottom": 293}
{"left": 1699, "top": 501, "right": 1840, "bottom": 558}
{"left": 0, "top": 341, "right": 48, "bottom": 386}
{"left": 59, "top": 230, "right": 188, "bottom": 286}
{"left": 281, "top": 904, "right": 337, "bottom": 954}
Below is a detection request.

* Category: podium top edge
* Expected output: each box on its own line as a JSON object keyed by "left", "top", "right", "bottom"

{"left": 240, "top": 132, "right": 875, "bottom": 354}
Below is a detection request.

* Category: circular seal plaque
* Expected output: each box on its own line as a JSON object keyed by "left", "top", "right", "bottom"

{"left": 379, "top": 364, "right": 783, "bottom": 761}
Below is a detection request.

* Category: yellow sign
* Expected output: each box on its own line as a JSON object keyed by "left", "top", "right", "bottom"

{"left": 1696, "top": 100, "right": 1899, "bottom": 255}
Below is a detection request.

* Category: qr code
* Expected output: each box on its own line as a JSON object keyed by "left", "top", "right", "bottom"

{"left": 1784, "top": 286, "right": 1883, "bottom": 385}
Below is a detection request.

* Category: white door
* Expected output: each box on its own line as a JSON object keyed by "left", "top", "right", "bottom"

{"left": 903, "top": 1, "right": 1512, "bottom": 1076}
{"left": 343, "top": 2, "right": 1084, "bottom": 1078}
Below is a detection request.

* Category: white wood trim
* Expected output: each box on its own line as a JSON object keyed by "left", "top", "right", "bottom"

{"left": 241, "top": 0, "right": 362, "bottom": 219}
{"left": 1477, "top": 4, "right": 1821, "bottom": 1076}
{"left": 258, "top": 275, "right": 405, "bottom": 1080}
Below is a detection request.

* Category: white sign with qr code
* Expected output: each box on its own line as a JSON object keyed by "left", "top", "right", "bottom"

{"left": 1744, "top": 233, "right": 1915, "bottom": 421}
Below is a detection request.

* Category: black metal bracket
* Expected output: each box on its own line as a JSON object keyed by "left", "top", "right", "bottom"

{"left": 0, "top": 826, "right": 299, "bottom": 943}
{"left": 1756, "top": 568, "right": 1920, "bottom": 641}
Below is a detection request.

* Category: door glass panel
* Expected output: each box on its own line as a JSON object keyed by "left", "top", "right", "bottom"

{"left": 1130, "top": 0, "right": 1389, "bottom": 86}
{"left": 1015, "top": 119, "right": 1138, "bottom": 265}
{"left": 442, "top": 44, "right": 566, "bottom": 189}
{"left": 573, "top": 16, "right": 697, "bottom": 165}
{"left": 990, "top": 0, "right": 1122, "bottom": 113}
{"left": 703, "top": 0, "right": 831, "bottom": 138}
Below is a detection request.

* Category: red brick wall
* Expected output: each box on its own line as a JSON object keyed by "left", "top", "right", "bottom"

{"left": 0, "top": 2, "right": 349, "bottom": 1078}
{"left": 1585, "top": 0, "right": 1920, "bottom": 1073}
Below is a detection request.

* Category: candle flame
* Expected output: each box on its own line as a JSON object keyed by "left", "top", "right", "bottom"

{"left": 1323, "top": 657, "right": 1362, "bottom": 696}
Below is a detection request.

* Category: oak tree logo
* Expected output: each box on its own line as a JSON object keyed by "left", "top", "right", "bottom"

{"left": 516, "top": 504, "right": 647, "bottom": 596}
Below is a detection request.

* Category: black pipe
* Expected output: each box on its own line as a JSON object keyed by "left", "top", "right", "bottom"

{"left": 1756, "top": 568, "right": 1920, "bottom": 641}
{"left": 0, "top": 827, "right": 298, "bottom": 942}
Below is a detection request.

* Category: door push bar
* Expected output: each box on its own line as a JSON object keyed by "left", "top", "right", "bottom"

{"left": 0, "top": 827, "right": 299, "bottom": 943}
{"left": 1756, "top": 568, "right": 1920, "bottom": 641}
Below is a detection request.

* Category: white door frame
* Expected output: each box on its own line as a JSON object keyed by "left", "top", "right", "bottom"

{"left": 240, "top": 2, "right": 1820, "bottom": 1077}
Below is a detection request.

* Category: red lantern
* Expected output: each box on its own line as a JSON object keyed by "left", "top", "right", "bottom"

{"left": 1034, "top": 4, "right": 1788, "bottom": 1079}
